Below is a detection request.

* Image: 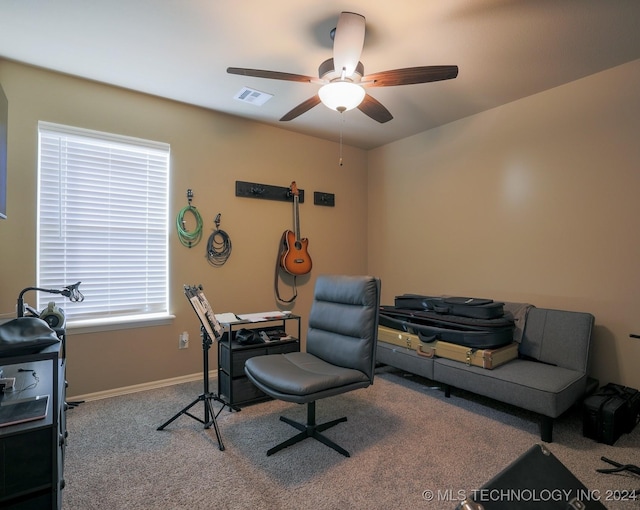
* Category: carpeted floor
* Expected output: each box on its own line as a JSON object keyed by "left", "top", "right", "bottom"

{"left": 62, "top": 367, "right": 639, "bottom": 509}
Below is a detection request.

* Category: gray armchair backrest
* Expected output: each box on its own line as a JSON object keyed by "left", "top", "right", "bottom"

{"left": 306, "top": 275, "right": 381, "bottom": 381}
{"left": 519, "top": 308, "right": 594, "bottom": 373}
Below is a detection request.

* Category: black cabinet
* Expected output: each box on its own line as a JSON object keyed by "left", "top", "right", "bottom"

{"left": 218, "top": 315, "right": 300, "bottom": 407}
{"left": 0, "top": 342, "right": 65, "bottom": 509}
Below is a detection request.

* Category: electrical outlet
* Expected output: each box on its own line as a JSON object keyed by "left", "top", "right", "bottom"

{"left": 179, "top": 331, "right": 189, "bottom": 349}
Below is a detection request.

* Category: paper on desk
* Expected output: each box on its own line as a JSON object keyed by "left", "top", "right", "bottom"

{"left": 214, "top": 312, "right": 242, "bottom": 324}
{"left": 237, "top": 311, "right": 291, "bottom": 322}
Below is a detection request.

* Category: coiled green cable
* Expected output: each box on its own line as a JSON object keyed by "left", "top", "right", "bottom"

{"left": 176, "top": 205, "right": 203, "bottom": 248}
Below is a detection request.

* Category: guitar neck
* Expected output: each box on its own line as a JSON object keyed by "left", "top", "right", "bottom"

{"left": 293, "top": 194, "right": 301, "bottom": 241}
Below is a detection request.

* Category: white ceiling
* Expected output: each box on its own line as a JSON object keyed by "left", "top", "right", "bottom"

{"left": 1, "top": 0, "right": 639, "bottom": 150}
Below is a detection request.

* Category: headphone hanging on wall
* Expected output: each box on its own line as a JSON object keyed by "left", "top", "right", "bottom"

{"left": 39, "top": 301, "right": 66, "bottom": 329}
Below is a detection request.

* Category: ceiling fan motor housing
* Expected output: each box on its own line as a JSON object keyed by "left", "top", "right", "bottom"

{"left": 319, "top": 58, "right": 364, "bottom": 82}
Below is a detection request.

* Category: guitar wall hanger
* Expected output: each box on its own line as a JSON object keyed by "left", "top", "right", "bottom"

{"left": 236, "top": 181, "right": 305, "bottom": 203}
{"left": 313, "top": 192, "right": 335, "bottom": 207}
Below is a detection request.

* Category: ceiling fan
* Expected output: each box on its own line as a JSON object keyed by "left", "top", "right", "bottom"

{"left": 227, "top": 11, "right": 458, "bottom": 123}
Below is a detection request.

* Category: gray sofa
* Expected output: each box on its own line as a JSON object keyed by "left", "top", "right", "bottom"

{"left": 376, "top": 304, "right": 595, "bottom": 442}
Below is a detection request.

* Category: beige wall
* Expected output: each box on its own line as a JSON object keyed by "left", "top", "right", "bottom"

{"left": 0, "top": 60, "right": 369, "bottom": 396}
{"left": 2, "top": 57, "right": 639, "bottom": 396}
{"left": 368, "top": 59, "right": 640, "bottom": 389}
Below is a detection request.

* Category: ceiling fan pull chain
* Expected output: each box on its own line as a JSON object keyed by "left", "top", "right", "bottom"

{"left": 339, "top": 114, "right": 345, "bottom": 167}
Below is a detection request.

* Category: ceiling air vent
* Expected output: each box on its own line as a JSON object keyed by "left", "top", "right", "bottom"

{"left": 233, "top": 87, "right": 273, "bottom": 106}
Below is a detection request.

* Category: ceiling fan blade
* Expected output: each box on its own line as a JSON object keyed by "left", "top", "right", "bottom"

{"left": 280, "top": 95, "right": 322, "bottom": 121}
{"left": 357, "top": 94, "right": 393, "bottom": 123}
{"left": 363, "top": 65, "right": 459, "bottom": 87}
{"left": 227, "top": 67, "right": 315, "bottom": 83}
{"left": 332, "top": 12, "right": 366, "bottom": 78}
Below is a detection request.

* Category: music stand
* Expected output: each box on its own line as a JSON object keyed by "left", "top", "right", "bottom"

{"left": 157, "top": 285, "right": 228, "bottom": 450}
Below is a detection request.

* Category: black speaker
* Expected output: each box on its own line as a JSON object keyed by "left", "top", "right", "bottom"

{"left": 457, "top": 444, "right": 607, "bottom": 510}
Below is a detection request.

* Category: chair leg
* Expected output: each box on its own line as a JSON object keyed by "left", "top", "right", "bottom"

{"left": 266, "top": 401, "right": 350, "bottom": 457}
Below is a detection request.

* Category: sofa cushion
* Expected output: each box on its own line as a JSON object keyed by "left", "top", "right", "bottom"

{"left": 518, "top": 308, "right": 593, "bottom": 372}
{"left": 434, "top": 358, "right": 587, "bottom": 418}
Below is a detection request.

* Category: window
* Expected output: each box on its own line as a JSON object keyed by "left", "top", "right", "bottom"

{"left": 37, "top": 122, "right": 170, "bottom": 327}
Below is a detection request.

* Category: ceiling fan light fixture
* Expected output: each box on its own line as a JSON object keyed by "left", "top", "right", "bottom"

{"left": 318, "top": 81, "right": 365, "bottom": 113}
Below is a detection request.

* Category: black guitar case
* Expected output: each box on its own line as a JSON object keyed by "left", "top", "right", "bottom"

{"left": 394, "top": 294, "right": 505, "bottom": 319}
{"left": 379, "top": 305, "right": 515, "bottom": 349}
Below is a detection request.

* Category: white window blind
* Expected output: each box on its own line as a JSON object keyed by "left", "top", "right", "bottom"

{"left": 37, "top": 122, "right": 170, "bottom": 324}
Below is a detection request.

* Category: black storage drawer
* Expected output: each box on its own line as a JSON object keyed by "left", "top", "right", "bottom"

{"left": 0, "top": 427, "right": 52, "bottom": 498}
{"left": 219, "top": 371, "right": 266, "bottom": 404}
{"left": 3, "top": 491, "right": 52, "bottom": 510}
{"left": 220, "top": 344, "right": 268, "bottom": 376}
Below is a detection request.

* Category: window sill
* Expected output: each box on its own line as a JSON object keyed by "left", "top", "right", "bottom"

{"left": 66, "top": 313, "right": 175, "bottom": 335}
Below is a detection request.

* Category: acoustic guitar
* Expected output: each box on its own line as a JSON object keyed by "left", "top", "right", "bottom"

{"left": 280, "top": 181, "right": 312, "bottom": 275}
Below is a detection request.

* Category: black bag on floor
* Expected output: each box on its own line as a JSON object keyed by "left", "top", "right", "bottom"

{"left": 379, "top": 305, "right": 514, "bottom": 350}
{"left": 583, "top": 383, "right": 640, "bottom": 445}
{"left": 394, "top": 294, "right": 506, "bottom": 319}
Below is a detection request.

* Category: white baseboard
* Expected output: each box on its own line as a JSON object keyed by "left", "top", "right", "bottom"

{"left": 68, "top": 371, "right": 218, "bottom": 402}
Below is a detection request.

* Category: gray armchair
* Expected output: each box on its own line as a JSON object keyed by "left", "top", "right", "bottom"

{"left": 244, "top": 275, "right": 381, "bottom": 457}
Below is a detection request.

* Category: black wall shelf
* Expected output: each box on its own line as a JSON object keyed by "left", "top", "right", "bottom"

{"left": 235, "top": 181, "right": 304, "bottom": 203}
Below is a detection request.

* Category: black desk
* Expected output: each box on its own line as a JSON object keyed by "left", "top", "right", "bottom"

{"left": 0, "top": 343, "right": 65, "bottom": 509}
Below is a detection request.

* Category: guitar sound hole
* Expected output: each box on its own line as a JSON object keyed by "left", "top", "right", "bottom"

{"left": 295, "top": 241, "right": 302, "bottom": 250}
